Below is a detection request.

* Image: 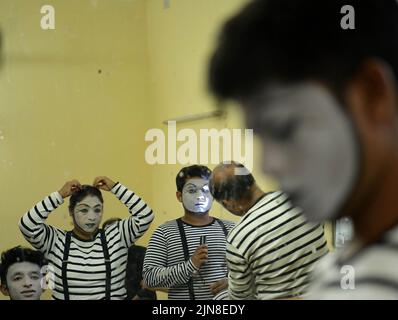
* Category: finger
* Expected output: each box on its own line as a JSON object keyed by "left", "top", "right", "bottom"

{"left": 197, "top": 246, "right": 208, "bottom": 252}
{"left": 93, "top": 177, "right": 101, "bottom": 186}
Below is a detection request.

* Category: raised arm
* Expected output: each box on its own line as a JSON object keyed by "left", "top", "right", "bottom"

{"left": 93, "top": 176, "right": 155, "bottom": 247}
{"left": 19, "top": 180, "right": 81, "bottom": 255}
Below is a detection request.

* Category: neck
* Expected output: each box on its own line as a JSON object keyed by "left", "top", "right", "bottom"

{"left": 72, "top": 226, "right": 96, "bottom": 241}
{"left": 182, "top": 211, "right": 213, "bottom": 226}
{"left": 242, "top": 186, "right": 265, "bottom": 214}
{"left": 350, "top": 156, "right": 398, "bottom": 247}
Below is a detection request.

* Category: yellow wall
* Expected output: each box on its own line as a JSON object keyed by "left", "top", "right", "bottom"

{"left": 0, "top": 0, "right": 332, "bottom": 300}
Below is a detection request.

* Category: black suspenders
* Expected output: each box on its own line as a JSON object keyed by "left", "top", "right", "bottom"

{"left": 176, "top": 218, "right": 229, "bottom": 300}
{"left": 100, "top": 229, "right": 112, "bottom": 300}
{"left": 215, "top": 218, "right": 228, "bottom": 237}
{"left": 176, "top": 218, "right": 195, "bottom": 300}
{"left": 62, "top": 230, "right": 112, "bottom": 300}
{"left": 62, "top": 231, "right": 72, "bottom": 300}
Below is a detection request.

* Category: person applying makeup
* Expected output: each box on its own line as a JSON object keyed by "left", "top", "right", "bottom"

{"left": 19, "top": 176, "right": 154, "bottom": 300}
{"left": 143, "top": 165, "right": 235, "bottom": 300}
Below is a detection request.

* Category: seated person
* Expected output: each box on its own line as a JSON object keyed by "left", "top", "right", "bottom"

{"left": 0, "top": 246, "right": 47, "bottom": 300}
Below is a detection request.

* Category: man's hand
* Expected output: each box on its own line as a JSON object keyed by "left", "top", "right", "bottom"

{"left": 191, "top": 244, "right": 208, "bottom": 268}
{"left": 209, "top": 278, "right": 228, "bottom": 295}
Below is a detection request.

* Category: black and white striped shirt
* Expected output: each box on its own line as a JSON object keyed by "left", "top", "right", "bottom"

{"left": 143, "top": 218, "right": 235, "bottom": 300}
{"left": 226, "top": 191, "right": 329, "bottom": 300}
{"left": 19, "top": 182, "right": 154, "bottom": 300}
{"left": 307, "top": 225, "right": 398, "bottom": 299}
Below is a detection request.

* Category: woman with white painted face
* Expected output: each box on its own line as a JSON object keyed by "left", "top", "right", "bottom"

{"left": 143, "top": 165, "right": 235, "bottom": 300}
{"left": 19, "top": 176, "right": 154, "bottom": 300}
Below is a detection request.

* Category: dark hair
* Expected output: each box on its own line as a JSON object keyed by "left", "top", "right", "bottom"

{"left": 210, "top": 163, "right": 255, "bottom": 201}
{"left": 176, "top": 165, "right": 212, "bottom": 192}
{"left": 0, "top": 246, "right": 47, "bottom": 286}
{"left": 69, "top": 185, "right": 103, "bottom": 212}
{"left": 209, "top": 0, "right": 398, "bottom": 101}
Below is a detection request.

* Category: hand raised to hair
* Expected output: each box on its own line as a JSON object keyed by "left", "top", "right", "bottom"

{"left": 93, "top": 176, "right": 116, "bottom": 191}
{"left": 58, "top": 180, "right": 82, "bottom": 199}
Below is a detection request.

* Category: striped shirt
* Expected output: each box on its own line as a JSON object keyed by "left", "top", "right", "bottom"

{"left": 307, "top": 225, "right": 398, "bottom": 299}
{"left": 143, "top": 218, "right": 235, "bottom": 300}
{"left": 19, "top": 182, "right": 154, "bottom": 300}
{"left": 226, "top": 191, "right": 329, "bottom": 300}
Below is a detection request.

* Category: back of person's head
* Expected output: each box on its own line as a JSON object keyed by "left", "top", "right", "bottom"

{"left": 0, "top": 246, "right": 46, "bottom": 286}
{"left": 210, "top": 162, "right": 255, "bottom": 201}
{"left": 209, "top": 0, "right": 398, "bottom": 101}
{"left": 69, "top": 185, "right": 103, "bottom": 213}
{"left": 176, "top": 165, "right": 212, "bottom": 192}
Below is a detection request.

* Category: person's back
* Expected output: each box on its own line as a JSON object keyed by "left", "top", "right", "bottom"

{"left": 210, "top": 162, "right": 328, "bottom": 299}
{"left": 227, "top": 191, "right": 328, "bottom": 299}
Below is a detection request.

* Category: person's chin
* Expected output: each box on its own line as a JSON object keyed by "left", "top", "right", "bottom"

{"left": 19, "top": 292, "right": 39, "bottom": 300}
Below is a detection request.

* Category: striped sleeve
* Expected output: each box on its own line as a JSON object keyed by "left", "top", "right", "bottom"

{"left": 19, "top": 191, "right": 64, "bottom": 255}
{"left": 226, "top": 242, "right": 255, "bottom": 300}
{"left": 111, "top": 182, "right": 154, "bottom": 248}
{"left": 143, "top": 225, "right": 199, "bottom": 288}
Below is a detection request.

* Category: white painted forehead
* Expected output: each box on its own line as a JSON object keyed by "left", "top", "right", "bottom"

{"left": 247, "top": 82, "right": 334, "bottom": 107}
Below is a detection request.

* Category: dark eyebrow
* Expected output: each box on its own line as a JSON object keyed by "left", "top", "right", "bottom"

{"left": 11, "top": 272, "right": 23, "bottom": 277}
{"left": 76, "top": 204, "right": 102, "bottom": 208}
{"left": 185, "top": 183, "right": 208, "bottom": 189}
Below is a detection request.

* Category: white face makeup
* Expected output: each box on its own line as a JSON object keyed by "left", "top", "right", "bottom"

{"left": 244, "top": 83, "right": 359, "bottom": 222}
{"left": 182, "top": 178, "right": 213, "bottom": 214}
{"left": 6, "top": 262, "right": 43, "bottom": 300}
{"left": 73, "top": 195, "right": 103, "bottom": 233}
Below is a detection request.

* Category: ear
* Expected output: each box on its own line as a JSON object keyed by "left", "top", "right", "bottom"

{"left": 176, "top": 191, "right": 182, "bottom": 203}
{"left": 345, "top": 58, "right": 397, "bottom": 130}
{"left": 0, "top": 284, "right": 10, "bottom": 297}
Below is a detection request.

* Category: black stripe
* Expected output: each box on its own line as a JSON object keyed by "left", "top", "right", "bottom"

{"left": 114, "top": 184, "right": 122, "bottom": 194}
{"left": 243, "top": 218, "right": 307, "bottom": 254}
{"left": 258, "top": 281, "right": 310, "bottom": 294}
{"left": 135, "top": 203, "right": 148, "bottom": 215}
{"left": 32, "top": 228, "right": 45, "bottom": 240}
{"left": 258, "top": 243, "right": 328, "bottom": 276}
{"left": 230, "top": 193, "right": 290, "bottom": 244}
{"left": 129, "top": 198, "right": 141, "bottom": 211}
{"left": 41, "top": 200, "right": 49, "bottom": 212}
{"left": 251, "top": 224, "right": 324, "bottom": 264}
{"left": 238, "top": 191, "right": 285, "bottom": 225}
{"left": 119, "top": 189, "right": 128, "bottom": 201}
{"left": 27, "top": 211, "right": 39, "bottom": 226}
{"left": 48, "top": 195, "right": 56, "bottom": 210}
{"left": 34, "top": 205, "right": 45, "bottom": 219}
{"left": 19, "top": 218, "right": 35, "bottom": 233}
{"left": 124, "top": 192, "right": 134, "bottom": 204}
